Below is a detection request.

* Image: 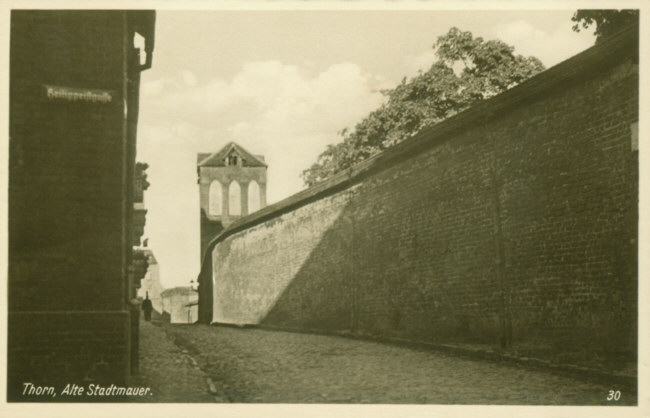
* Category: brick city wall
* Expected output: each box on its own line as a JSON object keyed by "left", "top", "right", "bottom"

{"left": 8, "top": 11, "right": 134, "bottom": 400}
{"left": 208, "top": 32, "right": 638, "bottom": 364}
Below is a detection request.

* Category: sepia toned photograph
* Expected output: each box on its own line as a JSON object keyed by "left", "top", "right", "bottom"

{"left": 3, "top": 1, "right": 647, "bottom": 416}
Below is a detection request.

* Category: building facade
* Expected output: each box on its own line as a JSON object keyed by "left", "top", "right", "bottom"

{"left": 161, "top": 287, "right": 199, "bottom": 324}
{"left": 136, "top": 250, "right": 163, "bottom": 314}
{"left": 8, "top": 10, "right": 155, "bottom": 400}
{"left": 197, "top": 142, "right": 268, "bottom": 256}
{"left": 196, "top": 142, "right": 267, "bottom": 323}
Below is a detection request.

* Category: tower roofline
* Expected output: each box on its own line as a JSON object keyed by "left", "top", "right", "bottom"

{"left": 197, "top": 142, "right": 267, "bottom": 168}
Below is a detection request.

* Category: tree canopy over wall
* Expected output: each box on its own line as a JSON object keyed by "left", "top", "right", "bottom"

{"left": 572, "top": 9, "right": 639, "bottom": 44}
{"left": 301, "top": 27, "right": 545, "bottom": 186}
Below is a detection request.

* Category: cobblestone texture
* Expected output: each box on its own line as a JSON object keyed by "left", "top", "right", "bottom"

{"left": 164, "top": 324, "right": 635, "bottom": 405}
{"left": 129, "top": 320, "right": 220, "bottom": 402}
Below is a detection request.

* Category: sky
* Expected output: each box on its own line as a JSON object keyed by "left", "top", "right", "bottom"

{"left": 136, "top": 8, "right": 599, "bottom": 289}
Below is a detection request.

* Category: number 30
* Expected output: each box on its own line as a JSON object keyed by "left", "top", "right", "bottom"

{"left": 607, "top": 390, "right": 621, "bottom": 401}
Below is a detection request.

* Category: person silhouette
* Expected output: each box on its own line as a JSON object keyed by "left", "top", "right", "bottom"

{"left": 142, "top": 291, "right": 153, "bottom": 321}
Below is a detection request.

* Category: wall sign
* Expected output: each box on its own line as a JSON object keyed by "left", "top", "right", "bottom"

{"left": 43, "top": 85, "right": 113, "bottom": 103}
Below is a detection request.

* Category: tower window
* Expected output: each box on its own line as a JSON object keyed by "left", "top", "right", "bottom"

{"left": 208, "top": 180, "right": 222, "bottom": 216}
{"left": 227, "top": 155, "right": 238, "bottom": 166}
{"left": 248, "top": 180, "right": 260, "bottom": 213}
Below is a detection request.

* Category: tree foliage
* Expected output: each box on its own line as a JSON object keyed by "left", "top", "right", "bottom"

{"left": 301, "top": 28, "right": 545, "bottom": 187}
{"left": 571, "top": 9, "right": 639, "bottom": 44}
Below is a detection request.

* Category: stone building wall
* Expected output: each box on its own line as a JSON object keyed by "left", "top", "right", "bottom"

{"left": 198, "top": 165, "right": 268, "bottom": 223}
{"left": 203, "top": 27, "right": 638, "bottom": 366}
{"left": 8, "top": 10, "right": 154, "bottom": 400}
{"left": 197, "top": 144, "right": 268, "bottom": 322}
{"left": 137, "top": 252, "right": 163, "bottom": 313}
{"left": 161, "top": 288, "right": 199, "bottom": 324}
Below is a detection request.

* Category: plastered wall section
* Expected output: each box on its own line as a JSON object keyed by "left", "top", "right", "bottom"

{"left": 199, "top": 166, "right": 267, "bottom": 221}
{"left": 212, "top": 188, "right": 355, "bottom": 328}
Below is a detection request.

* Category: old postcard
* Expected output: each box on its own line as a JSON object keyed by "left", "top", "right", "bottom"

{"left": 2, "top": 1, "right": 648, "bottom": 417}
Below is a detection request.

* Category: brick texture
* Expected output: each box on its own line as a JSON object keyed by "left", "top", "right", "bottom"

{"left": 207, "top": 35, "right": 638, "bottom": 368}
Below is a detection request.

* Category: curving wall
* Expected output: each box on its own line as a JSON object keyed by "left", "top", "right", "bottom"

{"left": 203, "top": 29, "right": 638, "bottom": 365}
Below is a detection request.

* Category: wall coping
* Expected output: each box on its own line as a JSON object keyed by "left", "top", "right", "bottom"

{"left": 198, "top": 23, "right": 638, "bottom": 275}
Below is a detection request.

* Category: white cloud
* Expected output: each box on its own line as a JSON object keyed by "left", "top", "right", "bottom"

{"left": 137, "top": 60, "right": 389, "bottom": 288}
{"left": 181, "top": 70, "right": 198, "bottom": 87}
{"left": 401, "top": 49, "right": 437, "bottom": 78}
{"left": 494, "top": 19, "right": 596, "bottom": 68}
{"left": 140, "top": 60, "right": 388, "bottom": 195}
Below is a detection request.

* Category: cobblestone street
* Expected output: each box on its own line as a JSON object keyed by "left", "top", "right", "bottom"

{"left": 145, "top": 322, "right": 634, "bottom": 405}
{"left": 129, "top": 320, "right": 222, "bottom": 402}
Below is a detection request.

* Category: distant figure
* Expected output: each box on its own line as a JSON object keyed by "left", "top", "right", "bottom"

{"left": 142, "top": 292, "right": 153, "bottom": 321}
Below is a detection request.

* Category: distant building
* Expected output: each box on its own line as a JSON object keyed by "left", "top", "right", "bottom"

{"left": 197, "top": 142, "right": 268, "bottom": 259}
{"left": 196, "top": 143, "right": 267, "bottom": 323}
{"left": 137, "top": 250, "right": 163, "bottom": 313}
{"left": 8, "top": 10, "right": 155, "bottom": 400}
{"left": 161, "top": 287, "right": 199, "bottom": 324}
